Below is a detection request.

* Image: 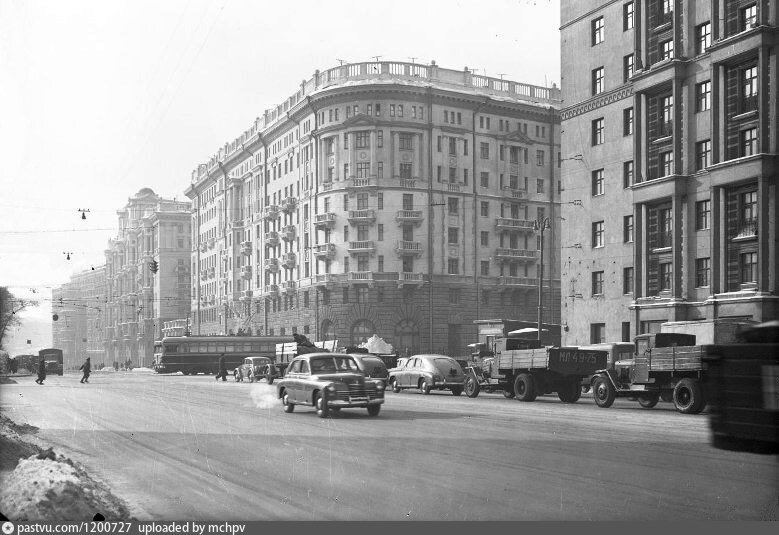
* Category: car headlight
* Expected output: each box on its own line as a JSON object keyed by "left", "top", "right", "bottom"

{"left": 375, "top": 382, "right": 385, "bottom": 391}
{"left": 326, "top": 384, "right": 336, "bottom": 392}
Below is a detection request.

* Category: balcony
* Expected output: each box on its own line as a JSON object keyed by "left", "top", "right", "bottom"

{"left": 263, "top": 284, "right": 279, "bottom": 296}
{"left": 321, "top": 181, "right": 333, "bottom": 191}
{"left": 281, "top": 225, "right": 296, "bottom": 241}
{"left": 398, "top": 272, "right": 425, "bottom": 287}
{"left": 265, "top": 231, "right": 280, "bottom": 245}
{"left": 281, "top": 196, "right": 297, "bottom": 213}
{"left": 495, "top": 218, "right": 535, "bottom": 232}
{"left": 494, "top": 248, "right": 538, "bottom": 262}
{"left": 262, "top": 205, "right": 280, "bottom": 220}
{"left": 733, "top": 220, "right": 758, "bottom": 240}
{"left": 240, "top": 240, "right": 252, "bottom": 255}
{"left": 282, "top": 252, "right": 297, "bottom": 268}
{"left": 240, "top": 265, "right": 252, "bottom": 279}
{"left": 446, "top": 183, "right": 461, "bottom": 193}
{"left": 394, "top": 240, "right": 423, "bottom": 257}
{"left": 231, "top": 219, "right": 245, "bottom": 230}
{"left": 264, "top": 258, "right": 280, "bottom": 272}
{"left": 314, "top": 273, "right": 343, "bottom": 285}
{"left": 314, "top": 212, "right": 336, "bottom": 228}
{"left": 282, "top": 280, "right": 296, "bottom": 293}
{"left": 498, "top": 276, "right": 537, "bottom": 287}
{"left": 348, "top": 240, "right": 377, "bottom": 254}
{"left": 500, "top": 187, "right": 527, "bottom": 200}
{"left": 348, "top": 209, "right": 376, "bottom": 224}
{"left": 346, "top": 178, "right": 377, "bottom": 196}
{"left": 347, "top": 271, "right": 375, "bottom": 284}
{"left": 239, "top": 290, "right": 253, "bottom": 302}
{"left": 395, "top": 210, "right": 423, "bottom": 226}
{"left": 400, "top": 179, "right": 418, "bottom": 189}
{"left": 313, "top": 243, "right": 336, "bottom": 258}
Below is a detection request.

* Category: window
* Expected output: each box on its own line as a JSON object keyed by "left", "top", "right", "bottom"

{"left": 623, "top": 267, "right": 634, "bottom": 294}
{"left": 623, "top": 54, "right": 634, "bottom": 82}
{"left": 621, "top": 322, "right": 631, "bottom": 342}
{"left": 660, "top": 151, "right": 674, "bottom": 176}
{"left": 377, "top": 224, "right": 384, "bottom": 242}
{"left": 695, "top": 258, "right": 710, "bottom": 287}
{"left": 591, "top": 169, "right": 604, "bottom": 196}
{"left": 590, "top": 323, "right": 606, "bottom": 344}
{"left": 695, "top": 140, "right": 711, "bottom": 171}
{"left": 480, "top": 142, "right": 489, "bottom": 159}
{"left": 696, "top": 22, "right": 711, "bottom": 54}
{"left": 623, "top": 107, "right": 634, "bottom": 135}
{"left": 447, "top": 258, "right": 459, "bottom": 275}
{"left": 741, "top": 66, "right": 758, "bottom": 112}
{"left": 391, "top": 104, "right": 397, "bottom": 117}
{"left": 356, "top": 162, "right": 370, "bottom": 178}
{"left": 741, "top": 4, "right": 758, "bottom": 30}
{"left": 448, "top": 227, "right": 459, "bottom": 244}
{"left": 623, "top": 2, "right": 634, "bottom": 30}
{"left": 378, "top": 161, "right": 384, "bottom": 178}
{"left": 536, "top": 179, "right": 544, "bottom": 193}
{"left": 741, "top": 128, "right": 758, "bottom": 157}
{"left": 659, "top": 262, "right": 672, "bottom": 291}
{"left": 592, "top": 118, "right": 604, "bottom": 145}
{"left": 477, "top": 231, "right": 489, "bottom": 247}
{"left": 378, "top": 255, "right": 384, "bottom": 272}
{"left": 623, "top": 160, "right": 634, "bottom": 188}
{"left": 448, "top": 167, "right": 457, "bottom": 183}
{"left": 399, "top": 133, "right": 413, "bottom": 150}
{"left": 662, "top": 0, "right": 673, "bottom": 15}
{"left": 356, "top": 131, "right": 370, "bottom": 149}
{"left": 536, "top": 150, "right": 545, "bottom": 166}
{"left": 660, "top": 94, "right": 673, "bottom": 136}
{"left": 480, "top": 261, "right": 490, "bottom": 276}
{"left": 480, "top": 201, "right": 489, "bottom": 216}
{"left": 592, "top": 16, "right": 604, "bottom": 45}
{"left": 449, "top": 288, "right": 461, "bottom": 304}
{"left": 400, "top": 163, "right": 412, "bottom": 179}
{"left": 448, "top": 137, "right": 457, "bottom": 155}
{"left": 377, "top": 130, "right": 383, "bottom": 148}
{"left": 740, "top": 252, "right": 757, "bottom": 283}
{"left": 592, "top": 221, "right": 604, "bottom": 248}
{"left": 355, "top": 286, "right": 368, "bottom": 304}
{"left": 378, "top": 192, "right": 383, "bottom": 210}
{"left": 661, "top": 39, "right": 674, "bottom": 61}
{"left": 739, "top": 190, "right": 757, "bottom": 236}
{"left": 658, "top": 207, "right": 672, "bottom": 247}
{"left": 592, "top": 271, "right": 604, "bottom": 295}
{"left": 509, "top": 146, "right": 519, "bottom": 164}
{"left": 592, "top": 67, "right": 604, "bottom": 95}
{"left": 480, "top": 172, "right": 489, "bottom": 188}
{"left": 695, "top": 81, "right": 711, "bottom": 112}
{"left": 448, "top": 197, "right": 459, "bottom": 215}
{"left": 695, "top": 200, "right": 711, "bottom": 230}
{"left": 357, "top": 254, "right": 369, "bottom": 272}
{"left": 623, "top": 215, "right": 634, "bottom": 242}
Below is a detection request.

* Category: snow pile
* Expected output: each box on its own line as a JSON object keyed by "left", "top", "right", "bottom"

{"left": 359, "top": 335, "right": 393, "bottom": 354}
{"left": 0, "top": 449, "right": 132, "bottom": 521}
{"left": 249, "top": 384, "right": 279, "bottom": 409}
{"left": 130, "top": 367, "right": 155, "bottom": 374}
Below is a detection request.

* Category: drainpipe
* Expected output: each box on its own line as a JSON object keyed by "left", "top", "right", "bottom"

{"left": 426, "top": 87, "right": 434, "bottom": 352}
{"left": 472, "top": 98, "right": 488, "bottom": 342}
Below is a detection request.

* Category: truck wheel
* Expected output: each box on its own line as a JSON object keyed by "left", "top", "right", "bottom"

{"left": 557, "top": 378, "right": 580, "bottom": 403}
{"left": 569, "top": 380, "right": 582, "bottom": 402}
{"left": 593, "top": 377, "right": 615, "bottom": 408}
{"left": 638, "top": 392, "right": 660, "bottom": 408}
{"left": 660, "top": 391, "right": 673, "bottom": 403}
{"left": 673, "top": 379, "right": 704, "bottom": 414}
{"left": 315, "top": 392, "right": 329, "bottom": 418}
{"left": 514, "top": 373, "right": 537, "bottom": 402}
{"left": 464, "top": 375, "right": 481, "bottom": 398}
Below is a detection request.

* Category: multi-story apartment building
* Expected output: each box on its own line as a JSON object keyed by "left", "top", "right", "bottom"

{"left": 51, "top": 266, "right": 106, "bottom": 370}
{"left": 103, "top": 188, "right": 191, "bottom": 367}
{"left": 185, "top": 60, "right": 562, "bottom": 355}
{"left": 560, "top": 0, "right": 777, "bottom": 345}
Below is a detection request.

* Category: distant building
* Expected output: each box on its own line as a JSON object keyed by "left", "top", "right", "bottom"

{"left": 560, "top": 0, "right": 777, "bottom": 345}
{"left": 103, "top": 189, "right": 191, "bottom": 367}
{"left": 185, "top": 60, "right": 562, "bottom": 356}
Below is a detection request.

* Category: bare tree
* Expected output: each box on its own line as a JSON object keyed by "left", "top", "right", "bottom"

{"left": 0, "top": 287, "right": 39, "bottom": 350}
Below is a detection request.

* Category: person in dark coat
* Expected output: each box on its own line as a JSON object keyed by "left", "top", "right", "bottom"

{"left": 79, "top": 357, "right": 91, "bottom": 383}
{"left": 35, "top": 358, "right": 46, "bottom": 385}
{"left": 216, "top": 354, "right": 227, "bottom": 381}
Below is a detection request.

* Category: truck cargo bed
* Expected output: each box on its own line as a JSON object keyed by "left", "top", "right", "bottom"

{"left": 496, "top": 346, "right": 607, "bottom": 376}
{"left": 639, "top": 346, "right": 705, "bottom": 372}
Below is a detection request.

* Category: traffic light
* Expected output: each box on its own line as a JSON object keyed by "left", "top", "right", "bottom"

{"left": 149, "top": 260, "right": 159, "bottom": 274}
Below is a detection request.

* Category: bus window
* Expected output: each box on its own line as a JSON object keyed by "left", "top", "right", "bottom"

{"left": 217, "top": 343, "right": 226, "bottom": 352}
{"left": 225, "top": 344, "right": 234, "bottom": 352}
{"left": 165, "top": 344, "right": 178, "bottom": 353}
{"left": 208, "top": 343, "right": 217, "bottom": 352}
{"left": 251, "top": 343, "right": 261, "bottom": 352}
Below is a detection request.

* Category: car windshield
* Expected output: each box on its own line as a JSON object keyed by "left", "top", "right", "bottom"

{"left": 310, "top": 356, "right": 358, "bottom": 373}
{"left": 432, "top": 358, "right": 460, "bottom": 375}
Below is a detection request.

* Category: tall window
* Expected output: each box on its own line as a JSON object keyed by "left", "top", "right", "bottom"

{"left": 623, "top": 54, "right": 634, "bottom": 82}
{"left": 448, "top": 137, "right": 457, "bottom": 155}
{"left": 695, "top": 258, "right": 710, "bottom": 287}
{"left": 356, "top": 162, "right": 370, "bottom": 178}
{"left": 695, "top": 200, "right": 711, "bottom": 230}
{"left": 741, "top": 128, "right": 758, "bottom": 156}
{"left": 591, "top": 169, "right": 604, "bottom": 196}
{"left": 623, "top": 267, "right": 634, "bottom": 294}
{"left": 623, "top": 107, "right": 634, "bottom": 135}
{"left": 592, "top": 271, "right": 604, "bottom": 296}
{"left": 448, "top": 227, "right": 459, "bottom": 244}
{"left": 592, "top": 118, "right": 604, "bottom": 145}
{"left": 399, "top": 163, "right": 412, "bottom": 179}
{"left": 480, "top": 172, "right": 489, "bottom": 188}
{"left": 695, "top": 140, "right": 711, "bottom": 170}
{"left": 662, "top": 0, "right": 673, "bottom": 16}
{"left": 659, "top": 262, "right": 672, "bottom": 291}
{"left": 740, "top": 252, "right": 757, "bottom": 283}
{"left": 696, "top": 22, "right": 711, "bottom": 54}
{"left": 695, "top": 81, "right": 711, "bottom": 112}
{"left": 661, "top": 39, "right": 674, "bottom": 60}
{"left": 447, "top": 258, "right": 459, "bottom": 274}
{"left": 660, "top": 94, "right": 673, "bottom": 136}
{"left": 623, "top": 160, "right": 634, "bottom": 188}
{"left": 623, "top": 2, "right": 634, "bottom": 30}
{"left": 402, "top": 194, "right": 414, "bottom": 210}
{"left": 741, "top": 4, "right": 758, "bottom": 30}
{"left": 480, "top": 142, "right": 489, "bottom": 159}
{"left": 742, "top": 66, "right": 758, "bottom": 112}
{"left": 623, "top": 215, "right": 634, "bottom": 242}
{"left": 590, "top": 323, "right": 606, "bottom": 344}
{"left": 448, "top": 197, "right": 459, "bottom": 215}
{"left": 356, "top": 131, "right": 370, "bottom": 149}
{"left": 659, "top": 207, "right": 672, "bottom": 247}
{"left": 592, "top": 221, "right": 604, "bottom": 248}
{"left": 740, "top": 190, "right": 757, "bottom": 236}
{"left": 536, "top": 150, "right": 545, "bottom": 166}
{"left": 399, "top": 133, "right": 413, "bottom": 150}
{"left": 592, "top": 16, "right": 605, "bottom": 45}
{"left": 592, "top": 67, "right": 604, "bottom": 95}
{"left": 660, "top": 151, "right": 674, "bottom": 177}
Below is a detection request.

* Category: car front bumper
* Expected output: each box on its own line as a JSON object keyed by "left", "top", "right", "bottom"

{"left": 327, "top": 397, "right": 384, "bottom": 407}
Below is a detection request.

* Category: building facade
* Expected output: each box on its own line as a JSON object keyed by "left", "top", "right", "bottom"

{"left": 560, "top": 0, "right": 777, "bottom": 345}
{"left": 52, "top": 267, "right": 106, "bottom": 370}
{"left": 103, "top": 189, "right": 191, "bottom": 367}
{"left": 185, "top": 60, "right": 562, "bottom": 356}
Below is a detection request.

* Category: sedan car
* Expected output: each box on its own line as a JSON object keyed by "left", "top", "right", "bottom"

{"left": 351, "top": 354, "right": 389, "bottom": 386}
{"left": 276, "top": 353, "right": 385, "bottom": 418}
{"left": 233, "top": 356, "right": 274, "bottom": 382}
{"left": 388, "top": 354, "right": 465, "bottom": 396}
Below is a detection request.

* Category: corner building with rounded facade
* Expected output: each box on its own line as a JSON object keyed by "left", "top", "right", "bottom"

{"left": 185, "top": 61, "right": 562, "bottom": 356}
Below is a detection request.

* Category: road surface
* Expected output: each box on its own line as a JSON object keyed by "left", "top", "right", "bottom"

{"left": 1, "top": 370, "right": 776, "bottom": 520}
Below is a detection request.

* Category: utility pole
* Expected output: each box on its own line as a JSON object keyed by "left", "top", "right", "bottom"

{"left": 534, "top": 218, "right": 551, "bottom": 341}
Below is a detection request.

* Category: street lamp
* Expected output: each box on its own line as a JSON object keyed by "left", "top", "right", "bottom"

{"left": 533, "top": 217, "right": 551, "bottom": 341}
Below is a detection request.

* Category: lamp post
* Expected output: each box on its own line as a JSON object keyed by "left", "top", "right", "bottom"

{"left": 533, "top": 217, "right": 551, "bottom": 341}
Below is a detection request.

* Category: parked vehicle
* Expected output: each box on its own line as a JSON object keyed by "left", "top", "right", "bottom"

{"left": 388, "top": 354, "right": 465, "bottom": 396}
{"left": 577, "top": 343, "right": 635, "bottom": 393}
{"left": 463, "top": 358, "right": 516, "bottom": 398}
{"left": 233, "top": 356, "right": 274, "bottom": 382}
{"left": 467, "top": 339, "right": 608, "bottom": 402}
{"left": 351, "top": 354, "right": 389, "bottom": 386}
{"left": 263, "top": 362, "right": 288, "bottom": 384}
{"left": 275, "top": 353, "right": 385, "bottom": 418}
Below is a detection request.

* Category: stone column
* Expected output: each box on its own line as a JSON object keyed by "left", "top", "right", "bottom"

{"left": 672, "top": 193, "right": 684, "bottom": 299}
{"left": 711, "top": 63, "right": 722, "bottom": 164}
{"left": 672, "top": 77, "right": 683, "bottom": 175}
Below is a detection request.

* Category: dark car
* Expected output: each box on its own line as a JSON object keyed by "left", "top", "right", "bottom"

{"left": 276, "top": 353, "right": 385, "bottom": 418}
{"left": 351, "top": 355, "right": 389, "bottom": 386}
{"left": 388, "top": 354, "right": 465, "bottom": 396}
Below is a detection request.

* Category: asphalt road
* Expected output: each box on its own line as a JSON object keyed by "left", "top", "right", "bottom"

{"left": 1, "top": 370, "right": 776, "bottom": 520}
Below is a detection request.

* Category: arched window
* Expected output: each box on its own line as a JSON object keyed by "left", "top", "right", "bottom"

{"left": 321, "top": 320, "right": 335, "bottom": 340}
{"left": 350, "top": 320, "right": 375, "bottom": 346}
{"left": 394, "top": 319, "right": 420, "bottom": 356}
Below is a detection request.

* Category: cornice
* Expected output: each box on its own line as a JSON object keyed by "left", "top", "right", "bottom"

{"left": 561, "top": 85, "right": 634, "bottom": 121}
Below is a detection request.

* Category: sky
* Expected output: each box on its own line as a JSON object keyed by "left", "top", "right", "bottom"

{"left": 0, "top": 0, "right": 561, "bottom": 352}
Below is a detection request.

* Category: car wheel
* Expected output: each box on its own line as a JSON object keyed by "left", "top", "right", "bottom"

{"left": 451, "top": 386, "right": 463, "bottom": 396}
{"left": 638, "top": 392, "right": 660, "bottom": 408}
{"left": 673, "top": 378, "right": 705, "bottom": 414}
{"left": 514, "top": 373, "right": 537, "bottom": 402}
{"left": 315, "top": 392, "right": 329, "bottom": 418}
{"left": 233, "top": 371, "right": 240, "bottom": 382}
{"left": 593, "top": 377, "right": 616, "bottom": 408}
{"left": 282, "top": 392, "right": 295, "bottom": 413}
{"left": 464, "top": 375, "right": 480, "bottom": 398}
{"left": 367, "top": 405, "right": 381, "bottom": 417}
{"left": 420, "top": 379, "right": 431, "bottom": 395}
{"left": 391, "top": 378, "right": 401, "bottom": 394}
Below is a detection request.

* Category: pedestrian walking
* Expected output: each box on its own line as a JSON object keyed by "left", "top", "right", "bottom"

{"left": 35, "top": 357, "right": 46, "bottom": 385}
{"left": 216, "top": 354, "right": 227, "bottom": 382}
{"left": 79, "top": 357, "right": 91, "bottom": 383}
